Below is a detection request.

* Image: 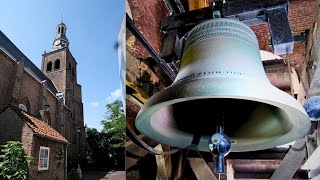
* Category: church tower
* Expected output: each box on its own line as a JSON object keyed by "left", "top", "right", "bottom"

{"left": 41, "top": 22, "right": 85, "bottom": 166}
{"left": 52, "top": 22, "right": 69, "bottom": 51}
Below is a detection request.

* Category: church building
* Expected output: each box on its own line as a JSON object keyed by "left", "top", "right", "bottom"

{"left": 0, "top": 22, "right": 85, "bottom": 179}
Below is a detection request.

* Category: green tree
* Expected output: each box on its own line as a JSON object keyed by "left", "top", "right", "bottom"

{"left": 0, "top": 141, "right": 33, "bottom": 180}
{"left": 85, "top": 127, "right": 114, "bottom": 168}
{"left": 101, "top": 100, "right": 125, "bottom": 148}
{"left": 101, "top": 100, "right": 125, "bottom": 169}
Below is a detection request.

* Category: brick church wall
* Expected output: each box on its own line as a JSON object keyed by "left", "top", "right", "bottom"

{"left": 29, "top": 137, "right": 65, "bottom": 180}
{"left": 0, "top": 52, "right": 16, "bottom": 111}
{"left": 19, "top": 71, "right": 42, "bottom": 116}
{"left": 0, "top": 107, "right": 33, "bottom": 155}
{"left": 250, "top": 0, "right": 316, "bottom": 72}
{"left": 127, "top": 0, "right": 170, "bottom": 58}
{"left": 0, "top": 49, "right": 61, "bottom": 133}
{"left": 0, "top": 107, "right": 65, "bottom": 180}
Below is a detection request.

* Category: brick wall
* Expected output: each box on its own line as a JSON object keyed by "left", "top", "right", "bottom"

{"left": 0, "top": 52, "right": 16, "bottom": 111}
{"left": 127, "top": 0, "right": 170, "bottom": 58}
{"left": 29, "top": 136, "right": 65, "bottom": 180}
{"left": 0, "top": 108, "right": 34, "bottom": 178}
{"left": 19, "top": 71, "right": 42, "bottom": 116}
{"left": 250, "top": 0, "right": 316, "bottom": 72}
{"left": 250, "top": 23, "right": 271, "bottom": 51}
{"left": 45, "top": 90, "right": 58, "bottom": 129}
{"left": 127, "top": 0, "right": 316, "bottom": 74}
{"left": 0, "top": 107, "right": 65, "bottom": 180}
{"left": 0, "top": 107, "right": 32, "bottom": 149}
{"left": 42, "top": 49, "right": 67, "bottom": 92}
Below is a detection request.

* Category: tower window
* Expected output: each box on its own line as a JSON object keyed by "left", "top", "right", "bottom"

{"left": 61, "top": 26, "right": 64, "bottom": 34}
{"left": 54, "top": 59, "right": 60, "bottom": 70}
{"left": 58, "top": 26, "right": 61, "bottom": 34}
{"left": 46, "top": 61, "right": 52, "bottom": 72}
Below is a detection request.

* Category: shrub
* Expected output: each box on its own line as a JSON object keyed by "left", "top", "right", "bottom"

{"left": 0, "top": 141, "right": 33, "bottom": 180}
{"left": 70, "top": 164, "right": 82, "bottom": 180}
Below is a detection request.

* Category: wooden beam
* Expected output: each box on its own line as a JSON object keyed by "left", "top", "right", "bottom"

{"left": 306, "top": 0, "right": 320, "bottom": 96}
{"left": 187, "top": 152, "right": 217, "bottom": 180}
{"left": 154, "top": 145, "right": 169, "bottom": 179}
{"left": 302, "top": 139, "right": 320, "bottom": 170}
{"left": 270, "top": 138, "right": 307, "bottom": 180}
{"left": 126, "top": 80, "right": 148, "bottom": 103}
{"left": 125, "top": 134, "right": 159, "bottom": 170}
{"left": 160, "top": 30, "right": 178, "bottom": 63}
{"left": 161, "top": 7, "right": 213, "bottom": 31}
{"left": 188, "top": 0, "right": 211, "bottom": 11}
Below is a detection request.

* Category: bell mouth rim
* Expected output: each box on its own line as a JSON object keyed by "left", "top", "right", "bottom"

{"left": 136, "top": 78, "right": 310, "bottom": 152}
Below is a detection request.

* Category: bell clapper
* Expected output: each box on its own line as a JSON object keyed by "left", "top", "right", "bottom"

{"left": 208, "top": 122, "right": 231, "bottom": 174}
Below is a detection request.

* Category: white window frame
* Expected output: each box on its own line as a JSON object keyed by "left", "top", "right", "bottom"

{"left": 38, "top": 146, "right": 50, "bottom": 171}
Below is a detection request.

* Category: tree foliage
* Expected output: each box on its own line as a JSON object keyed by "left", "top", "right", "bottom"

{"left": 101, "top": 100, "right": 125, "bottom": 148}
{"left": 85, "top": 127, "right": 114, "bottom": 168}
{"left": 85, "top": 100, "right": 125, "bottom": 169}
{"left": 0, "top": 141, "right": 33, "bottom": 180}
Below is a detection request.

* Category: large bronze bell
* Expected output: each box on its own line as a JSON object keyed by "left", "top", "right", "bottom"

{"left": 135, "top": 18, "right": 310, "bottom": 152}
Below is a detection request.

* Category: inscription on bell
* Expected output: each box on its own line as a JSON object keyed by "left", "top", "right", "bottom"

{"left": 177, "top": 70, "right": 244, "bottom": 82}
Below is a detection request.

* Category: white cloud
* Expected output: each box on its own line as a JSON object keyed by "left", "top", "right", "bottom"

{"left": 106, "top": 88, "right": 122, "bottom": 103}
{"left": 89, "top": 101, "right": 100, "bottom": 108}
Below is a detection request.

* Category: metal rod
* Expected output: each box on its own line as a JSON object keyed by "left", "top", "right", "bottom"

{"left": 215, "top": 153, "right": 225, "bottom": 173}
{"left": 126, "top": 14, "right": 176, "bottom": 82}
{"left": 285, "top": 53, "right": 294, "bottom": 96}
{"left": 216, "top": 124, "right": 223, "bottom": 134}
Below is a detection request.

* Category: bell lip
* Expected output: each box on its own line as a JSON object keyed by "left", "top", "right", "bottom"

{"left": 136, "top": 77, "right": 311, "bottom": 152}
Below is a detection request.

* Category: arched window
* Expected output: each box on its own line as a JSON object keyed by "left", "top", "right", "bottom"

{"left": 58, "top": 26, "right": 61, "bottom": 34}
{"left": 54, "top": 59, "right": 60, "bottom": 70}
{"left": 61, "top": 26, "right": 64, "bottom": 34}
{"left": 46, "top": 61, "right": 52, "bottom": 72}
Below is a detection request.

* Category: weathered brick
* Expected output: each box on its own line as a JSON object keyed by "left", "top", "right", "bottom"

{"left": 127, "top": 0, "right": 170, "bottom": 58}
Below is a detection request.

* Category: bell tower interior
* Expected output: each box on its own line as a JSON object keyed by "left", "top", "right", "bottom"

{"left": 126, "top": 0, "right": 319, "bottom": 179}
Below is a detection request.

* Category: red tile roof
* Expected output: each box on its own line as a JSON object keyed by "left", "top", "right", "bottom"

{"left": 10, "top": 106, "right": 68, "bottom": 144}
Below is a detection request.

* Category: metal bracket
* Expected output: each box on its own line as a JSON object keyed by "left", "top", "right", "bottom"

{"left": 266, "top": 6, "right": 294, "bottom": 55}
{"left": 293, "top": 29, "right": 309, "bottom": 43}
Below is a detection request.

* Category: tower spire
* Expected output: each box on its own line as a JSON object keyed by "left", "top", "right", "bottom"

{"left": 52, "top": 22, "right": 69, "bottom": 51}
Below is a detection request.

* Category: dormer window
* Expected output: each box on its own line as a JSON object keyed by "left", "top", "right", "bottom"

{"left": 46, "top": 61, "right": 52, "bottom": 72}
{"left": 54, "top": 59, "right": 60, "bottom": 70}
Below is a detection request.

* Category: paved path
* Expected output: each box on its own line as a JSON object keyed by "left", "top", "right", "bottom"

{"left": 82, "top": 170, "right": 125, "bottom": 180}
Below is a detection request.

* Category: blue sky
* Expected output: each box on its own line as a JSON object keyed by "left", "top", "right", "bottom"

{"left": 0, "top": 1, "right": 125, "bottom": 131}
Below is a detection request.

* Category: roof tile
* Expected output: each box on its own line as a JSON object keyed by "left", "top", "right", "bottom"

{"left": 10, "top": 106, "right": 68, "bottom": 144}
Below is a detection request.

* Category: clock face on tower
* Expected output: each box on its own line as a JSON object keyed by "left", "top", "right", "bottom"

{"left": 54, "top": 40, "right": 61, "bottom": 46}
{"left": 52, "top": 24, "right": 69, "bottom": 50}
